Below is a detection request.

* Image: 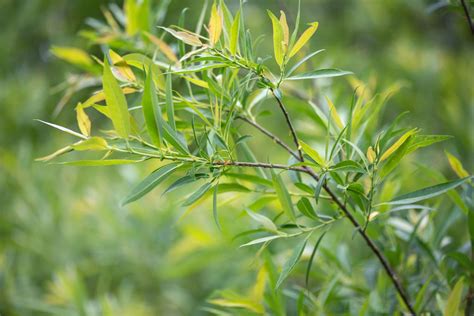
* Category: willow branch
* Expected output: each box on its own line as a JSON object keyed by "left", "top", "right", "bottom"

{"left": 236, "top": 115, "right": 299, "bottom": 160}
{"left": 265, "top": 90, "right": 416, "bottom": 314}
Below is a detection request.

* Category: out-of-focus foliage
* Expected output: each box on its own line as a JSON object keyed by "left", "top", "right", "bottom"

{"left": 0, "top": 0, "right": 472, "bottom": 315}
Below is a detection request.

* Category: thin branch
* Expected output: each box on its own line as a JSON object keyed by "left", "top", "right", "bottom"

{"left": 460, "top": 0, "right": 474, "bottom": 35}
{"left": 236, "top": 115, "right": 299, "bottom": 160}
{"left": 270, "top": 88, "right": 304, "bottom": 161}
{"left": 265, "top": 91, "right": 416, "bottom": 314}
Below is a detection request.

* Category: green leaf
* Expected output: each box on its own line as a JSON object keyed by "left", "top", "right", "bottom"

{"left": 229, "top": 10, "right": 241, "bottom": 55}
{"left": 60, "top": 159, "right": 142, "bottom": 166}
{"left": 330, "top": 160, "right": 366, "bottom": 173}
{"left": 122, "top": 163, "right": 182, "bottom": 205}
{"left": 296, "top": 197, "right": 318, "bottom": 220}
{"left": 272, "top": 170, "right": 296, "bottom": 222}
{"left": 286, "top": 69, "right": 352, "bottom": 81}
{"left": 443, "top": 277, "right": 464, "bottom": 316}
{"left": 103, "top": 58, "right": 131, "bottom": 139}
{"left": 182, "top": 182, "right": 213, "bottom": 206}
{"left": 162, "top": 119, "right": 189, "bottom": 154}
{"left": 171, "top": 63, "right": 229, "bottom": 74}
{"left": 165, "top": 72, "right": 176, "bottom": 131}
{"left": 300, "top": 141, "right": 325, "bottom": 166}
{"left": 142, "top": 68, "right": 162, "bottom": 148}
{"left": 380, "top": 177, "right": 472, "bottom": 206}
{"left": 314, "top": 172, "right": 327, "bottom": 204}
{"left": 305, "top": 232, "right": 326, "bottom": 288}
{"left": 276, "top": 236, "right": 308, "bottom": 288}
{"left": 162, "top": 173, "right": 209, "bottom": 195}
{"left": 245, "top": 208, "right": 278, "bottom": 232}
{"left": 35, "top": 119, "right": 87, "bottom": 139}
{"left": 406, "top": 135, "right": 452, "bottom": 155}
{"left": 240, "top": 235, "right": 283, "bottom": 247}
{"left": 159, "top": 27, "right": 203, "bottom": 46}
{"left": 286, "top": 49, "right": 325, "bottom": 77}
{"left": 224, "top": 172, "right": 273, "bottom": 188}
{"left": 267, "top": 10, "right": 284, "bottom": 67}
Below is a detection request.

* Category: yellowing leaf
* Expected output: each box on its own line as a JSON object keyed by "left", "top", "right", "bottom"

{"left": 444, "top": 277, "right": 464, "bottom": 316}
{"left": 124, "top": 0, "right": 150, "bottom": 36}
{"left": 325, "top": 96, "right": 344, "bottom": 130}
{"left": 208, "top": 2, "right": 222, "bottom": 46}
{"left": 289, "top": 22, "right": 319, "bottom": 58}
{"left": 279, "top": 11, "right": 289, "bottom": 53}
{"left": 367, "top": 146, "right": 376, "bottom": 164}
{"left": 446, "top": 151, "right": 469, "bottom": 178}
{"left": 160, "top": 27, "right": 202, "bottom": 46}
{"left": 103, "top": 58, "right": 131, "bottom": 139}
{"left": 75, "top": 103, "right": 91, "bottom": 136}
{"left": 183, "top": 76, "right": 209, "bottom": 89}
{"left": 109, "top": 49, "right": 136, "bottom": 82}
{"left": 143, "top": 32, "right": 178, "bottom": 63}
{"left": 72, "top": 137, "right": 108, "bottom": 151}
{"left": 268, "top": 10, "right": 284, "bottom": 67}
{"left": 51, "top": 46, "right": 93, "bottom": 69}
{"left": 380, "top": 128, "right": 418, "bottom": 162}
{"left": 300, "top": 141, "right": 325, "bottom": 166}
{"left": 82, "top": 87, "right": 137, "bottom": 109}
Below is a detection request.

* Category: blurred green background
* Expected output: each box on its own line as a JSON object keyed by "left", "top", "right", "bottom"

{"left": 0, "top": 0, "right": 472, "bottom": 315}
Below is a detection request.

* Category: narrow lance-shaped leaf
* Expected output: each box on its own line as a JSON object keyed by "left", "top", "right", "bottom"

{"left": 208, "top": 2, "right": 222, "bottom": 46}
{"left": 122, "top": 163, "right": 182, "bottom": 206}
{"left": 276, "top": 236, "right": 309, "bottom": 288}
{"left": 267, "top": 10, "right": 284, "bottom": 67}
{"left": 35, "top": 119, "right": 87, "bottom": 140}
{"left": 142, "top": 68, "right": 162, "bottom": 148}
{"left": 446, "top": 151, "right": 469, "bottom": 178}
{"left": 72, "top": 137, "right": 108, "bottom": 151}
{"left": 305, "top": 232, "right": 326, "bottom": 288}
{"left": 289, "top": 22, "right": 319, "bottom": 58}
{"left": 75, "top": 103, "right": 91, "bottom": 137}
{"left": 165, "top": 71, "right": 175, "bottom": 131}
{"left": 286, "top": 68, "right": 353, "bottom": 81}
{"left": 229, "top": 10, "right": 241, "bottom": 55}
{"left": 379, "top": 177, "right": 472, "bottom": 206}
{"left": 326, "top": 96, "right": 344, "bottom": 130}
{"left": 182, "top": 181, "right": 213, "bottom": 206}
{"left": 297, "top": 197, "right": 318, "bottom": 220}
{"left": 159, "top": 27, "right": 202, "bottom": 46}
{"left": 279, "top": 11, "right": 289, "bottom": 54}
{"left": 271, "top": 169, "right": 296, "bottom": 222}
{"left": 443, "top": 277, "right": 464, "bottom": 316}
{"left": 245, "top": 208, "right": 278, "bottom": 232}
{"left": 103, "top": 58, "right": 131, "bottom": 139}
{"left": 380, "top": 128, "right": 418, "bottom": 162}
{"left": 300, "top": 141, "right": 325, "bottom": 166}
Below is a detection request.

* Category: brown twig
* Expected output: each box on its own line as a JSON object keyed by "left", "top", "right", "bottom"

{"left": 259, "top": 90, "right": 417, "bottom": 314}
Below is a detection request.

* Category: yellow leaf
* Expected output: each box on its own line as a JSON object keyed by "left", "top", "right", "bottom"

{"left": 367, "top": 146, "right": 376, "bottom": 164}
{"left": 289, "top": 22, "right": 319, "bottom": 58}
{"left": 300, "top": 141, "right": 326, "bottom": 166}
{"left": 446, "top": 151, "right": 469, "bottom": 178}
{"left": 380, "top": 128, "right": 418, "bottom": 162}
{"left": 183, "top": 76, "right": 209, "bottom": 89}
{"left": 208, "top": 2, "right": 222, "bottom": 46}
{"left": 325, "top": 96, "right": 344, "bottom": 129}
{"left": 72, "top": 137, "right": 109, "bottom": 151}
{"left": 75, "top": 103, "right": 91, "bottom": 136}
{"left": 82, "top": 87, "right": 137, "bottom": 109}
{"left": 161, "top": 27, "right": 202, "bottom": 46}
{"left": 268, "top": 10, "right": 284, "bottom": 67}
{"left": 109, "top": 49, "right": 136, "bottom": 82}
{"left": 143, "top": 32, "right": 178, "bottom": 63}
{"left": 51, "top": 46, "right": 93, "bottom": 69}
{"left": 279, "top": 11, "right": 289, "bottom": 53}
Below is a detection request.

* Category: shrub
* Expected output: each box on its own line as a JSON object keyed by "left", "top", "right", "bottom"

{"left": 40, "top": 1, "right": 472, "bottom": 314}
